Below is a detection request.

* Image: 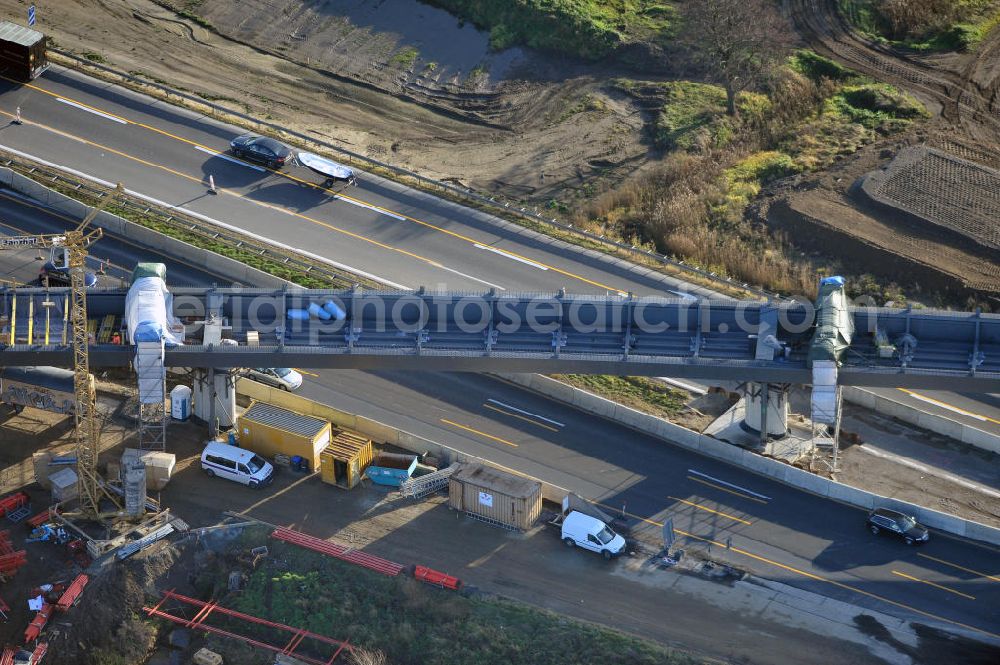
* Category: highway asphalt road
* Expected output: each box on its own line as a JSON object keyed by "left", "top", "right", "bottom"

{"left": 0, "top": 67, "right": 998, "bottom": 642}
{"left": 0, "top": 67, "right": 707, "bottom": 297}
{"left": 297, "top": 370, "right": 1000, "bottom": 642}
{"left": 2, "top": 65, "right": 998, "bottom": 431}
{"left": 0, "top": 191, "right": 228, "bottom": 287}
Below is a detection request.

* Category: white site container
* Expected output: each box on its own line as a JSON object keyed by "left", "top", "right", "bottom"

{"left": 170, "top": 385, "right": 192, "bottom": 421}
{"left": 49, "top": 467, "right": 78, "bottom": 503}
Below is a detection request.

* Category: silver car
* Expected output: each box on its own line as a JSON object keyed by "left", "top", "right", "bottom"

{"left": 245, "top": 367, "right": 303, "bottom": 391}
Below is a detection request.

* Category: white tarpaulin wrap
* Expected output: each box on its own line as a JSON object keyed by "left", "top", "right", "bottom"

{"left": 297, "top": 152, "right": 355, "bottom": 181}
{"left": 810, "top": 360, "right": 838, "bottom": 425}
{"left": 125, "top": 277, "right": 184, "bottom": 346}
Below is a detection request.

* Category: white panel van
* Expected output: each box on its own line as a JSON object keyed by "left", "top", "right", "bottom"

{"left": 201, "top": 441, "right": 274, "bottom": 488}
{"left": 561, "top": 510, "right": 626, "bottom": 560}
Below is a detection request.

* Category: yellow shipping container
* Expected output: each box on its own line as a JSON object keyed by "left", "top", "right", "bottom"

{"left": 320, "top": 430, "right": 374, "bottom": 489}
{"left": 237, "top": 401, "right": 331, "bottom": 472}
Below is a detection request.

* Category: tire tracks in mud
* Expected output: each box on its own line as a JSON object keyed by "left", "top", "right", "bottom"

{"left": 786, "top": 0, "right": 1000, "bottom": 152}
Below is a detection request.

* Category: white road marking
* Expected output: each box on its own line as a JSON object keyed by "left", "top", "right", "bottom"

{"left": 57, "top": 97, "right": 128, "bottom": 124}
{"left": 194, "top": 145, "right": 265, "bottom": 172}
{"left": 339, "top": 196, "right": 405, "bottom": 220}
{"left": 474, "top": 243, "right": 548, "bottom": 270}
{"left": 657, "top": 377, "right": 708, "bottom": 395}
{"left": 688, "top": 469, "right": 771, "bottom": 501}
{"left": 486, "top": 398, "right": 565, "bottom": 427}
{"left": 433, "top": 263, "right": 506, "bottom": 290}
{"left": 0, "top": 144, "right": 409, "bottom": 290}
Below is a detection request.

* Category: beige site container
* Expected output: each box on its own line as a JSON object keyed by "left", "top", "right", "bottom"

{"left": 32, "top": 443, "right": 77, "bottom": 489}
{"left": 237, "top": 401, "right": 332, "bottom": 472}
{"left": 448, "top": 463, "right": 542, "bottom": 531}
{"left": 122, "top": 449, "right": 177, "bottom": 490}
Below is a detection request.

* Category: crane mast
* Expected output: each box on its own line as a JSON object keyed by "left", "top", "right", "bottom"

{"left": 0, "top": 183, "right": 124, "bottom": 519}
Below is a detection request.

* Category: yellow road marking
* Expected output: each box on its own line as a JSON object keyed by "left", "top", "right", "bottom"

{"left": 667, "top": 496, "right": 752, "bottom": 526}
{"left": 587, "top": 499, "right": 998, "bottom": 640}
{"left": 687, "top": 476, "right": 769, "bottom": 504}
{"left": 917, "top": 553, "right": 1000, "bottom": 583}
{"left": 7, "top": 79, "right": 626, "bottom": 294}
{"left": 294, "top": 368, "right": 320, "bottom": 378}
{"left": 482, "top": 402, "right": 559, "bottom": 432}
{"left": 0, "top": 108, "right": 458, "bottom": 277}
{"left": 440, "top": 419, "right": 518, "bottom": 447}
{"left": 891, "top": 570, "right": 976, "bottom": 601}
{"left": 897, "top": 389, "right": 1000, "bottom": 425}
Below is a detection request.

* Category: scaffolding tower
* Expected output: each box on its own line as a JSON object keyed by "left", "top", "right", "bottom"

{"left": 135, "top": 340, "right": 167, "bottom": 450}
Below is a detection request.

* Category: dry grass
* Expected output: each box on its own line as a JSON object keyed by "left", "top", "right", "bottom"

{"left": 576, "top": 58, "right": 925, "bottom": 298}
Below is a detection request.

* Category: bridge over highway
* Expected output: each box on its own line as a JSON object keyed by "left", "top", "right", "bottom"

{"left": 2, "top": 287, "right": 998, "bottom": 391}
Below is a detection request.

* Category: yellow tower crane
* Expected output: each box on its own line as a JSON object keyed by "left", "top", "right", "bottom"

{"left": 0, "top": 183, "right": 124, "bottom": 519}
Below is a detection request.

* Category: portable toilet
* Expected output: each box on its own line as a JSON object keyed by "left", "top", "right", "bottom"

{"left": 170, "top": 385, "right": 192, "bottom": 421}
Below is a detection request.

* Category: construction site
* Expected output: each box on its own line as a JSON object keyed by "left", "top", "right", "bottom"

{"left": 0, "top": 2, "right": 999, "bottom": 665}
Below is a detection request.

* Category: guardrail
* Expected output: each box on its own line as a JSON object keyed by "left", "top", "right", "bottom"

{"left": 0, "top": 148, "right": 380, "bottom": 290}
{"left": 51, "top": 49, "right": 780, "bottom": 301}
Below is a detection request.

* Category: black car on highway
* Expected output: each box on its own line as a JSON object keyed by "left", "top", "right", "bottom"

{"left": 229, "top": 134, "right": 292, "bottom": 169}
{"left": 867, "top": 508, "right": 929, "bottom": 545}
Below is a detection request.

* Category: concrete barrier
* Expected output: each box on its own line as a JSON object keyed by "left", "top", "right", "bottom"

{"left": 2, "top": 168, "right": 289, "bottom": 288}
{"left": 843, "top": 386, "right": 1000, "bottom": 455}
{"left": 497, "top": 374, "right": 1000, "bottom": 546}
{"left": 234, "top": 378, "right": 568, "bottom": 503}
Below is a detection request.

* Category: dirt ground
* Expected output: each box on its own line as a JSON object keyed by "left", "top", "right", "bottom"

{"left": 756, "top": 1, "right": 1000, "bottom": 299}
{"left": 7, "top": 0, "right": 999, "bottom": 296}
{"left": 5, "top": 0, "right": 651, "bottom": 203}
{"left": 832, "top": 407, "right": 1000, "bottom": 528}
{"left": 4, "top": 397, "right": 1000, "bottom": 663}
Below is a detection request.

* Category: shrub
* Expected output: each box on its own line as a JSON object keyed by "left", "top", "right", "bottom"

{"left": 789, "top": 50, "right": 854, "bottom": 82}
{"left": 830, "top": 83, "right": 928, "bottom": 129}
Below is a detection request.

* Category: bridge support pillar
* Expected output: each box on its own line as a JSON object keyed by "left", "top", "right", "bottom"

{"left": 741, "top": 383, "right": 789, "bottom": 445}
{"left": 192, "top": 368, "right": 236, "bottom": 435}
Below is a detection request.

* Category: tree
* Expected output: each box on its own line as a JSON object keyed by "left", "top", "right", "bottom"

{"left": 878, "top": 0, "right": 957, "bottom": 39}
{"left": 681, "top": 0, "right": 792, "bottom": 117}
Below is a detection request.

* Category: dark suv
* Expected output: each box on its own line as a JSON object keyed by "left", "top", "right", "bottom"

{"left": 867, "top": 508, "right": 929, "bottom": 545}
{"left": 229, "top": 134, "right": 292, "bottom": 169}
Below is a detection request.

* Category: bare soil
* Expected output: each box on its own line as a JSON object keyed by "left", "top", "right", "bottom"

{"left": 832, "top": 407, "right": 1000, "bottom": 528}
{"left": 755, "top": 1, "right": 1000, "bottom": 298}
{"left": 9, "top": 0, "right": 651, "bottom": 203}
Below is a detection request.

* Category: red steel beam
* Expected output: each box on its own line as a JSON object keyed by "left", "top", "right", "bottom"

{"left": 143, "top": 591, "right": 352, "bottom": 664}
{"left": 55, "top": 574, "right": 89, "bottom": 612}
{"left": 271, "top": 528, "right": 403, "bottom": 577}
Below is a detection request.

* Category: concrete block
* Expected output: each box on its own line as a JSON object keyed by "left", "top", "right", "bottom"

{"left": 697, "top": 436, "right": 745, "bottom": 465}
{"left": 915, "top": 507, "right": 967, "bottom": 538}
{"left": 963, "top": 521, "right": 1000, "bottom": 547}
{"left": 533, "top": 376, "right": 578, "bottom": 404}
{"left": 574, "top": 390, "right": 616, "bottom": 419}
{"left": 740, "top": 451, "right": 774, "bottom": 476}
{"left": 783, "top": 466, "right": 831, "bottom": 498}
{"left": 842, "top": 386, "right": 877, "bottom": 410}
{"left": 960, "top": 426, "right": 1000, "bottom": 454}
{"left": 756, "top": 459, "right": 791, "bottom": 483}
{"left": 873, "top": 395, "right": 911, "bottom": 420}
{"left": 916, "top": 412, "right": 964, "bottom": 440}
{"left": 613, "top": 403, "right": 656, "bottom": 434}
{"left": 826, "top": 480, "right": 875, "bottom": 509}
{"left": 655, "top": 420, "right": 699, "bottom": 449}
{"left": 876, "top": 496, "right": 915, "bottom": 515}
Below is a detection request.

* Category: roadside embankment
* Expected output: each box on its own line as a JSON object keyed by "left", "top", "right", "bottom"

{"left": 496, "top": 373, "right": 1000, "bottom": 546}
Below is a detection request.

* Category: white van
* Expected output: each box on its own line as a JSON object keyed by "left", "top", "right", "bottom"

{"left": 561, "top": 511, "right": 627, "bottom": 560}
{"left": 201, "top": 441, "right": 274, "bottom": 488}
